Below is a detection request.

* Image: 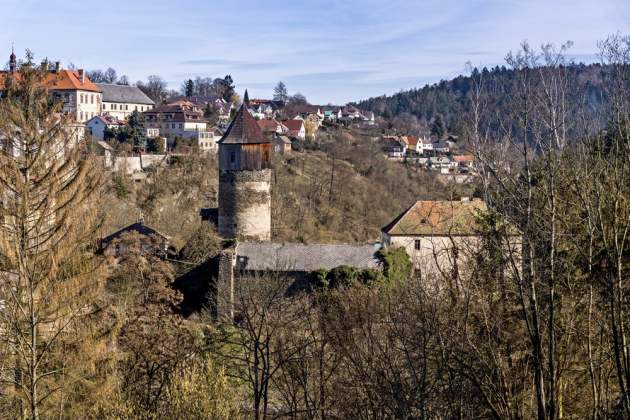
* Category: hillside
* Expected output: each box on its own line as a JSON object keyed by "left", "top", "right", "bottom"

{"left": 103, "top": 128, "right": 475, "bottom": 249}
{"left": 354, "top": 62, "right": 608, "bottom": 135}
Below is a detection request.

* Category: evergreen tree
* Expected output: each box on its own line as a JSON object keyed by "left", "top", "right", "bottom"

{"left": 127, "top": 109, "right": 148, "bottom": 150}
{"left": 431, "top": 115, "right": 445, "bottom": 139}
{"left": 185, "top": 79, "right": 194, "bottom": 98}
{"left": 0, "top": 51, "right": 108, "bottom": 419}
{"left": 221, "top": 75, "right": 235, "bottom": 102}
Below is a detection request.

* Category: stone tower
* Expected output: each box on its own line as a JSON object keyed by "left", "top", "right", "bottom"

{"left": 217, "top": 90, "right": 271, "bottom": 241}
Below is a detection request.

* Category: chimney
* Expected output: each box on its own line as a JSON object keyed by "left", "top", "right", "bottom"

{"left": 78, "top": 69, "right": 84, "bottom": 84}
{"left": 41, "top": 59, "right": 48, "bottom": 71}
{"left": 55, "top": 61, "right": 61, "bottom": 74}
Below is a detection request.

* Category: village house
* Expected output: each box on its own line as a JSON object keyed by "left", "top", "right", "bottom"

{"left": 257, "top": 119, "right": 285, "bottom": 135}
{"left": 341, "top": 105, "right": 375, "bottom": 125}
{"left": 451, "top": 155, "right": 474, "bottom": 170}
{"left": 427, "top": 156, "right": 453, "bottom": 173}
{"left": 85, "top": 114, "right": 126, "bottom": 139}
{"left": 379, "top": 136, "right": 407, "bottom": 158}
{"left": 433, "top": 139, "right": 458, "bottom": 153}
{"left": 382, "top": 199, "right": 485, "bottom": 275}
{"left": 143, "top": 102, "right": 213, "bottom": 148}
{"left": 96, "top": 83, "right": 155, "bottom": 119}
{"left": 101, "top": 221, "right": 171, "bottom": 256}
{"left": 1, "top": 54, "right": 102, "bottom": 122}
{"left": 282, "top": 119, "right": 306, "bottom": 139}
{"left": 272, "top": 135, "right": 292, "bottom": 155}
{"left": 293, "top": 105, "right": 323, "bottom": 120}
{"left": 321, "top": 106, "right": 342, "bottom": 122}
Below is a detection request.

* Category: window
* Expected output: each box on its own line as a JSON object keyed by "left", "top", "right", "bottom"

{"left": 103, "top": 104, "right": 106, "bottom": 110}
{"left": 414, "top": 240, "right": 421, "bottom": 250}
{"left": 80, "top": 111, "right": 83, "bottom": 120}
{"left": 171, "top": 124, "right": 175, "bottom": 129}
{"left": 125, "top": 105, "right": 128, "bottom": 110}
{"left": 141, "top": 106, "right": 144, "bottom": 111}
{"left": 80, "top": 94, "right": 83, "bottom": 103}
{"left": 230, "top": 152, "right": 235, "bottom": 163}
{"left": 135, "top": 106, "right": 138, "bottom": 110}
{"left": 64, "top": 93, "right": 69, "bottom": 103}
{"left": 91, "top": 94, "right": 94, "bottom": 104}
{"left": 179, "top": 124, "right": 182, "bottom": 129}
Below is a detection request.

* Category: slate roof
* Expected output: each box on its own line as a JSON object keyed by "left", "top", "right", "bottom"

{"left": 96, "top": 83, "right": 154, "bottom": 105}
{"left": 293, "top": 105, "right": 320, "bottom": 115}
{"left": 219, "top": 95, "right": 269, "bottom": 144}
{"left": 382, "top": 200, "right": 487, "bottom": 236}
{"left": 102, "top": 222, "right": 171, "bottom": 245}
{"left": 235, "top": 243, "right": 382, "bottom": 272}
{"left": 379, "top": 136, "right": 402, "bottom": 148}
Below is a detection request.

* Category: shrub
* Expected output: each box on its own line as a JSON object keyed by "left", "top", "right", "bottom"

{"left": 378, "top": 247, "right": 412, "bottom": 284}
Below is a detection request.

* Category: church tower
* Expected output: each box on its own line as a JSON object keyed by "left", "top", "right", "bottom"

{"left": 9, "top": 46, "right": 16, "bottom": 74}
{"left": 217, "top": 90, "right": 271, "bottom": 242}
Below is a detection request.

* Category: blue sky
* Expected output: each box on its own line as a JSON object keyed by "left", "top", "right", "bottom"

{"left": 1, "top": 0, "right": 629, "bottom": 104}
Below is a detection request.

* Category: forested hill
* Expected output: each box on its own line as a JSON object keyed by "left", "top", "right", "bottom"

{"left": 354, "top": 62, "right": 607, "bottom": 133}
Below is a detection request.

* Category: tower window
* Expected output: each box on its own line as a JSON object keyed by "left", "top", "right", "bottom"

{"left": 414, "top": 240, "right": 421, "bottom": 250}
{"left": 230, "top": 152, "right": 236, "bottom": 163}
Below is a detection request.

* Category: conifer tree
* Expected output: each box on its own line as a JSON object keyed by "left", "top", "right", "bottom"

{"left": 0, "top": 51, "right": 108, "bottom": 419}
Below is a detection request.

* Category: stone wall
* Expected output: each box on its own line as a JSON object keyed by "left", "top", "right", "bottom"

{"left": 111, "top": 154, "right": 167, "bottom": 174}
{"left": 216, "top": 248, "right": 235, "bottom": 319}
{"left": 218, "top": 169, "right": 271, "bottom": 242}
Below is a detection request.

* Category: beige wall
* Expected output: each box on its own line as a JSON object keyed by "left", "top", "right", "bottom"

{"left": 58, "top": 89, "right": 102, "bottom": 121}
{"left": 102, "top": 102, "right": 154, "bottom": 119}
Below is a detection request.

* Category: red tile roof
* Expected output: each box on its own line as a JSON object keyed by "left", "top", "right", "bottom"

{"left": 382, "top": 200, "right": 487, "bottom": 236}
{"left": 0, "top": 69, "right": 102, "bottom": 92}
{"left": 452, "top": 155, "right": 474, "bottom": 163}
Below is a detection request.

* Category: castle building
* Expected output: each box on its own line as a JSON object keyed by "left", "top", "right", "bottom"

{"left": 217, "top": 90, "right": 271, "bottom": 241}
{"left": 1, "top": 49, "right": 102, "bottom": 122}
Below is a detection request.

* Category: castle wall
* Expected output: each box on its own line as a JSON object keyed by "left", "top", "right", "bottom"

{"left": 218, "top": 169, "right": 271, "bottom": 241}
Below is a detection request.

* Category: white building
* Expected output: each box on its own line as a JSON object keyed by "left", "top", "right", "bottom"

{"left": 96, "top": 83, "right": 155, "bottom": 120}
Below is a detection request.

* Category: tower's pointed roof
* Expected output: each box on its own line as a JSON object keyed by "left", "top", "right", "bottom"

{"left": 218, "top": 89, "right": 269, "bottom": 144}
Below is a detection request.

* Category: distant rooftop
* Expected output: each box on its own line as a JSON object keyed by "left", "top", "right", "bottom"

{"left": 235, "top": 243, "right": 382, "bottom": 272}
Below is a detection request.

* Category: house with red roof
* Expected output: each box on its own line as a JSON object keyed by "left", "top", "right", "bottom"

{"left": 0, "top": 52, "right": 102, "bottom": 122}
{"left": 281, "top": 119, "right": 306, "bottom": 139}
{"left": 85, "top": 114, "right": 126, "bottom": 140}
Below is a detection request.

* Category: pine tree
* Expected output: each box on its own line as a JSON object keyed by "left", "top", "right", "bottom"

{"left": 221, "top": 75, "right": 235, "bottom": 102}
{"left": 0, "top": 51, "right": 108, "bottom": 419}
{"left": 127, "top": 109, "right": 148, "bottom": 150}
{"left": 185, "top": 78, "right": 194, "bottom": 98}
{"left": 431, "top": 115, "right": 445, "bottom": 140}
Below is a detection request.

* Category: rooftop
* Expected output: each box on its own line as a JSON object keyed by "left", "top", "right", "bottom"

{"left": 235, "top": 242, "right": 382, "bottom": 271}
{"left": 95, "top": 83, "right": 154, "bottom": 105}
{"left": 382, "top": 200, "right": 487, "bottom": 236}
{"left": 218, "top": 90, "right": 269, "bottom": 145}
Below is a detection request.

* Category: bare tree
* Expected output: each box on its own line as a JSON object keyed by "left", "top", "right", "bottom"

{"left": 210, "top": 271, "right": 309, "bottom": 420}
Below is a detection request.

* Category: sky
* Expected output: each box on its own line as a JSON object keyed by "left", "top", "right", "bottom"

{"left": 1, "top": 0, "right": 629, "bottom": 105}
